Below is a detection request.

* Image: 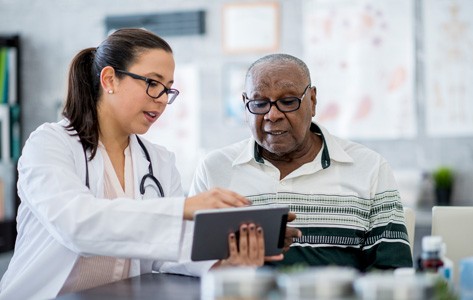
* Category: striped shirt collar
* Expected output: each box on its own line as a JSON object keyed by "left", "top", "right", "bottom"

{"left": 235, "top": 122, "right": 353, "bottom": 167}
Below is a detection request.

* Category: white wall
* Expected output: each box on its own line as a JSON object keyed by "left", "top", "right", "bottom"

{"left": 1, "top": 0, "right": 472, "bottom": 202}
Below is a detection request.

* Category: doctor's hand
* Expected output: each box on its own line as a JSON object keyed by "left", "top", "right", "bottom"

{"left": 183, "top": 188, "right": 250, "bottom": 220}
{"left": 211, "top": 223, "right": 283, "bottom": 269}
{"left": 283, "top": 212, "right": 302, "bottom": 253}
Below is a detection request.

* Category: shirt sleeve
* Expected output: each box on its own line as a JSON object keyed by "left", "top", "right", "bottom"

{"left": 361, "top": 160, "right": 413, "bottom": 271}
{"left": 188, "top": 157, "right": 211, "bottom": 196}
{"left": 157, "top": 158, "right": 217, "bottom": 276}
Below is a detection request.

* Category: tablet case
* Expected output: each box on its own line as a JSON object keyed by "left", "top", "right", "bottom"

{"left": 191, "top": 205, "right": 289, "bottom": 261}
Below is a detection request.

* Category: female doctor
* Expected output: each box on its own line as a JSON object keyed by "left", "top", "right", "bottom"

{"left": 0, "top": 28, "right": 276, "bottom": 299}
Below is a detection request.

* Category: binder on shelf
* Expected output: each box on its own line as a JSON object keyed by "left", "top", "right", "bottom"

{"left": 0, "top": 48, "right": 7, "bottom": 104}
{"left": 0, "top": 162, "right": 14, "bottom": 220}
{"left": 0, "top": 35, "right": 20, "bottom": 253}
{"left": 8, "top": 47, "right": 17, "bottom": 105}
{"left": 9, "top": 104, "right": 20, "bottom": 161}
{"left": 0, "top": 104, "right": 10, "bottom": 162}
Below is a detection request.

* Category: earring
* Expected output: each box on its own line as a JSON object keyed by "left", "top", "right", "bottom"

{"left": 108, "top": 90, "right": 113, "bottom": 94}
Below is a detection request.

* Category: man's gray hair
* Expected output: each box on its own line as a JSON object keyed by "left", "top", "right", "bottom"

{"left": 245, "top": 53, "right": 311, "bottom": 84}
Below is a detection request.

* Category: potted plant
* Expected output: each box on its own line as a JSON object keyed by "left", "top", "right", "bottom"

{"left": 432, "top": 166, "right": 454, "bottom": 206}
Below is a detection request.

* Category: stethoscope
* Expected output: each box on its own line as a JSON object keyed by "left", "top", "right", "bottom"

{"left": 82, "top": 135, "right": 165, "bottom": 197}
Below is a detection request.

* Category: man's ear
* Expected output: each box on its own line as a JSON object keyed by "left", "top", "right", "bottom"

{"left": 311, "top": 86, "right": 317, "bottom": 117}
{"left": 242, "top": 94, "right": 249, "bottom": 123}
{"left": 100, "top": 66, "right": 116, "bottom": 94}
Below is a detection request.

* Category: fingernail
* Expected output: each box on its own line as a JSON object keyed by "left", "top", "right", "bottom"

{"left": 230, "top": 234, "right": 235, "bottom": 239}
{"left": 257, "top": 228, "right": 262, "bottom": 233}
{"left": 249, "top": 225, "right": 255, "bottom": 231}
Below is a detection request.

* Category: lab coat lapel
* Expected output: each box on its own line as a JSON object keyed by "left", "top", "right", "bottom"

{"left": 129, "top": 135, "right": 159, "bottom": 276}
{"left": 84, "top": 146, "right": 105, "bottom": 197}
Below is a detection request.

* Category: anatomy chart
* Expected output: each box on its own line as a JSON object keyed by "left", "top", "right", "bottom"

{"left": 424, "top": 0, "right": 473, "bottom": 137}
{"left": 303, "top": 0, "right": 416, "bottom": 139}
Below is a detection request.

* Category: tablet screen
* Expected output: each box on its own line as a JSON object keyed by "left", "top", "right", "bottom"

{"left": 191, "top": 205, "right": 289, "bottom": 261}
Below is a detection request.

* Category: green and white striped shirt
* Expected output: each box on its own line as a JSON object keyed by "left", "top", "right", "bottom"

{"left": 189, "top": 123, "right": 413, "bottom": 271}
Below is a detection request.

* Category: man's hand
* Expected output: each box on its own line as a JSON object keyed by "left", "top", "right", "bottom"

{"left": 212, "top": 223, "right": 283, "bottom": 269}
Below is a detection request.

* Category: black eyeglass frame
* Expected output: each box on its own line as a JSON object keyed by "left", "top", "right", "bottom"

{"left": 115, "top": 69, "right": 179, "bottom": 104}
{"left": 243, "top": 84, "right": 312, "bottom": 115}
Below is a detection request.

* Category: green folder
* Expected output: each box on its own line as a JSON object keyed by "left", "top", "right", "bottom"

{"left": 0, "top": 48, "right": 7, "bottom": 104}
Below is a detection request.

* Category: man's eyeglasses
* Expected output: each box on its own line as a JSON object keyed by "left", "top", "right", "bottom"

{"left": 243, "top": 84, "right": 311, "bottom": 115}
{"left": 115, "top": 69, "right": 179, "bottom": 104}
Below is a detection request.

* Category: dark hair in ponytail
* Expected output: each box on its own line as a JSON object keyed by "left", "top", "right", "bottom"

{"left": 62, "top": 28, "right": 173, "bottom": 159}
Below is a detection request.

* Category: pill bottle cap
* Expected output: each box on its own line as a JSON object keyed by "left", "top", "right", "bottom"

{"left": 422, "top": 236, "right": 443, "bottom": 252}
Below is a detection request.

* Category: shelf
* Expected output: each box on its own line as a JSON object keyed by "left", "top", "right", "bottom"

{"left": 0, "top": 34, "right": 21, "bottom": 253}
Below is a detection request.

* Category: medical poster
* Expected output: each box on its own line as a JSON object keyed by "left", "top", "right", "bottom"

{"left": 303, "top": 0, "right": 416, "bottom": 139}
{"left": 424, "top": 0, "right": 473, "bottom": 137}
{"left": 141, "top": 64, "right": 200, "bottom": 192}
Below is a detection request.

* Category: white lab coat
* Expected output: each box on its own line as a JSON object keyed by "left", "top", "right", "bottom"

{"left": 0, "top": 120, "right": 190, "bottom": 299}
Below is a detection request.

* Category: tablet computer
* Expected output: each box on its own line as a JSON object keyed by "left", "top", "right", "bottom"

{"left": 191, "top": 205, "right": 289, "bottom": 261}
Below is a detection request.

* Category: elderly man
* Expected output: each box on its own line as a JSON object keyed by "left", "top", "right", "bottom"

{"left": 189, "top": 54, "right": 413, "bottom": 271}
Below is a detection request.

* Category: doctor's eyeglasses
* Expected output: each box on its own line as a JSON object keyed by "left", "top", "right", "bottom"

{"left": 115, "top": 69, "right": 179, "bottom": 104}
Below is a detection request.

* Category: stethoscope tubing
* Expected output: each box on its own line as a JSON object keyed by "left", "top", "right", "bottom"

{"left": 82, "top": 135, "right": 164, "bottom": 197}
